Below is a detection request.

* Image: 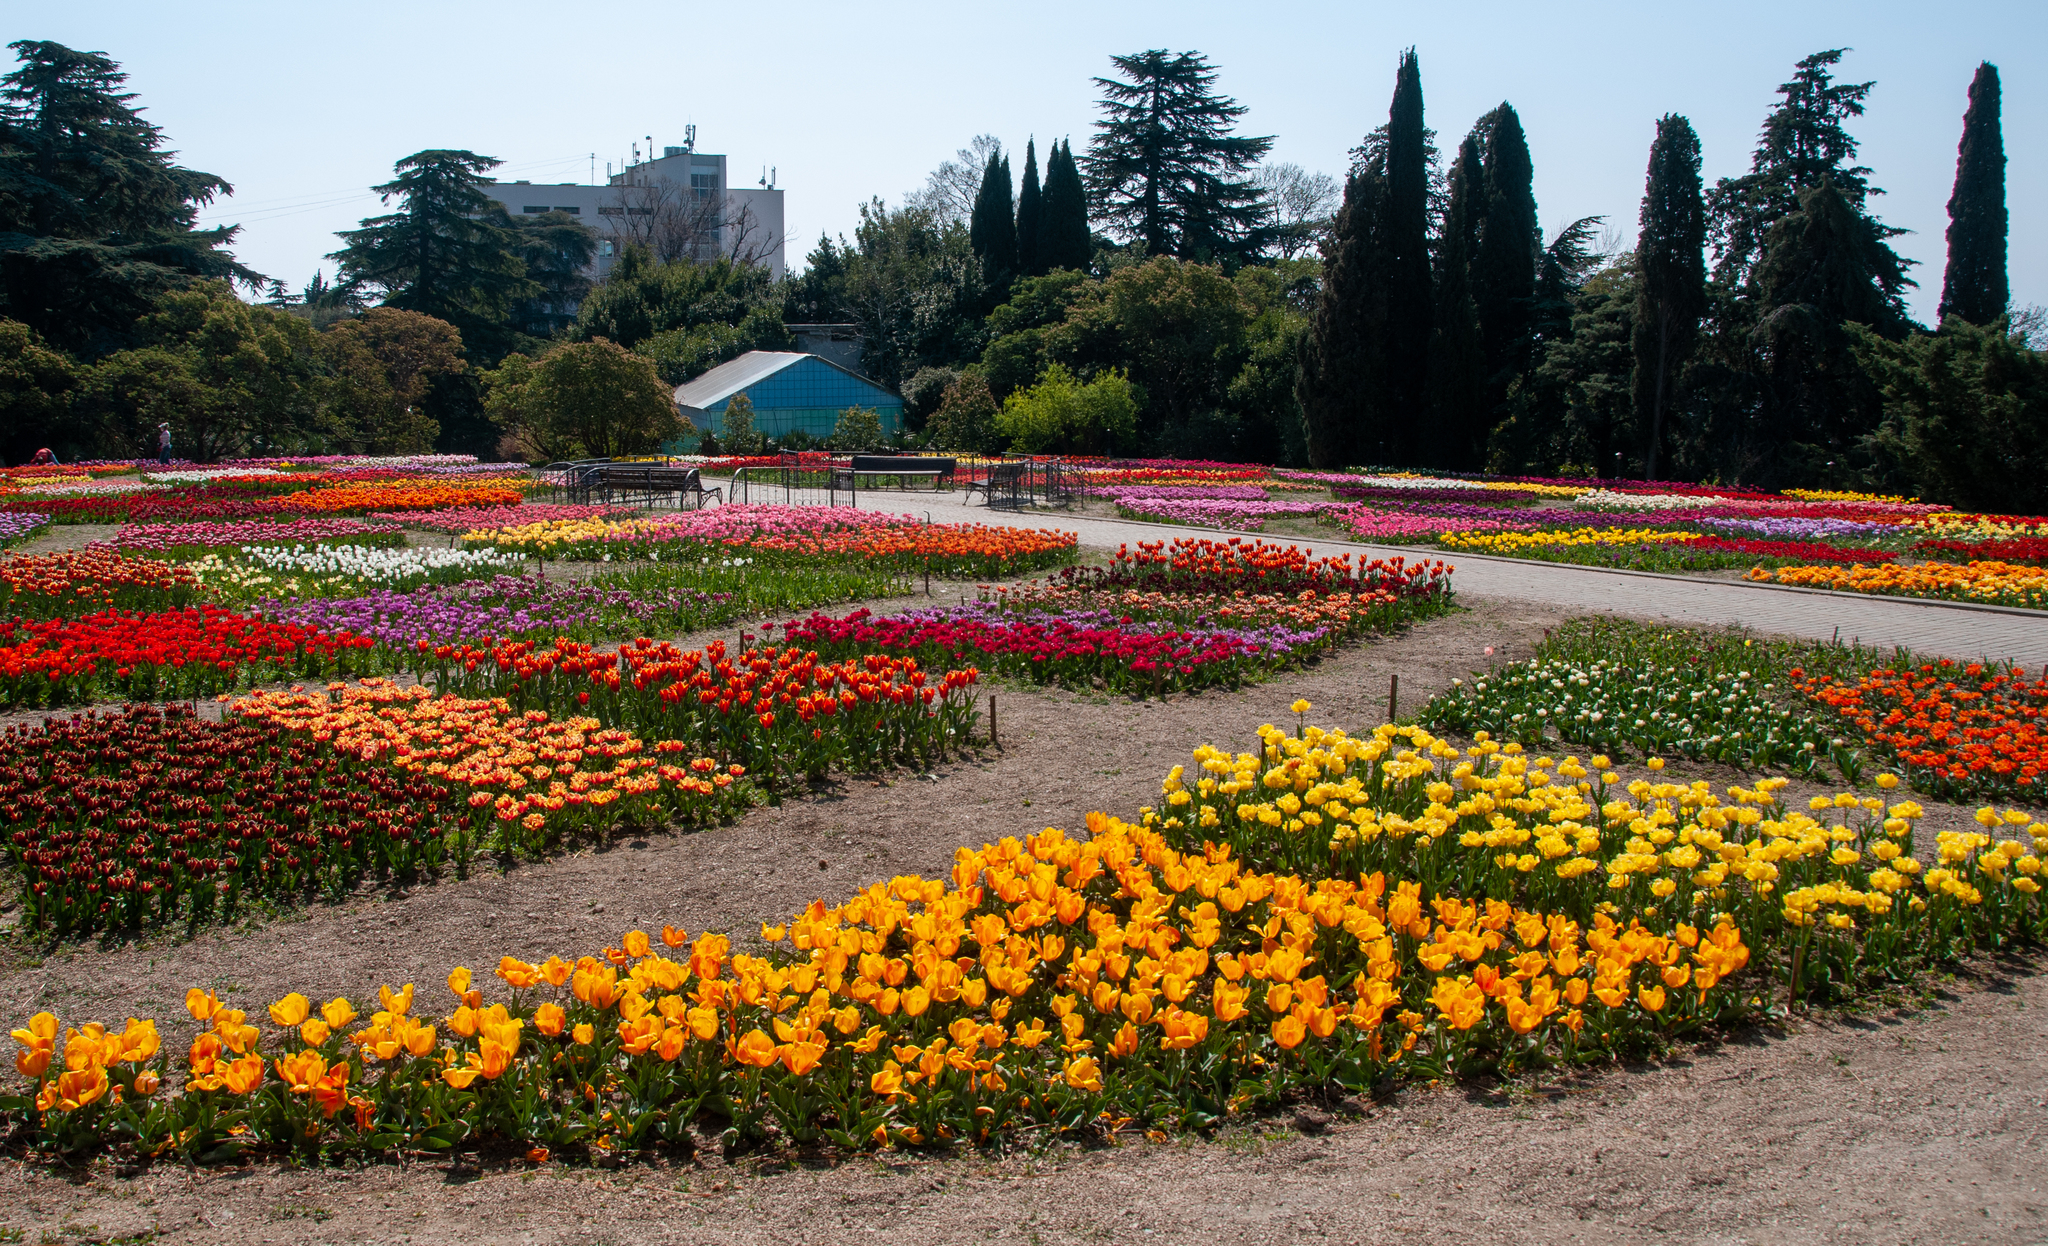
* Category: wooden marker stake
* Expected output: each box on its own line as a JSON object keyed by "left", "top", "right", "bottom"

{"left": 1388, "top": 673, "right": 1400, "bottom": 723}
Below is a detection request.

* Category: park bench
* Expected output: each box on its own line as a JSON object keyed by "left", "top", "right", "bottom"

{"left": 847, "top": 455, "right": 957, "bottom": 490}
{"left": 962, "top": 461, "right": 1027, "bottom": 508}
{"left": 587, "top": 464, "right": 722, "bottom": 509}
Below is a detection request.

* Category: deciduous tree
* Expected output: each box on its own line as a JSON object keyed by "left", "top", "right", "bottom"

{"left": 318, "top": 307, "right": 465, "bottom": 454}
{"left": 484, "top": 337, "right": 681, "bottom": 462}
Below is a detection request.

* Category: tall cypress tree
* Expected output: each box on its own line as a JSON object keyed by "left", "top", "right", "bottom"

{"left": 1384, "top": 49, "right": 1433, "bottom": 431}
{"left": 1015, "top": 139, "right": 1044, "bottom": 277}
{"left": 1939, "top": 62, "right": 2006, "bottom": 325}
{"left": 1466, "top": 104, "right": 1538, "bottom": 460}
{"left": 968, "top": 148, "right": 1017, "bottom": 286}
{"left": 1632, "top": 114, "right": 1707, "bottom": 480}
{"left": 1297, "top": 169, "right": 1390, "bottom": 468}
{"left": 1429, "top": 133, "right": 1488, "bottom": 467}
{"left": 1039, "top": 140, "right": 1093, "bottom": 272}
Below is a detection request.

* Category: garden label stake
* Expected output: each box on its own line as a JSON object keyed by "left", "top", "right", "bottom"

{"left": 1388, "top": 673, "right": 1399, "bottom": 723}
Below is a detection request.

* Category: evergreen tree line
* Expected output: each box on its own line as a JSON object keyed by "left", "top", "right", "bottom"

{"left": 1298, "top": 48, "right": 2043, "bottom": 510}
{"left": 4, "top": 36, "right": 2039, "bottom": 502}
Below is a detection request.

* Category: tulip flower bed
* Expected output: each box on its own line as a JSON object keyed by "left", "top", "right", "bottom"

{"left": 775, "top": 539, "right": 1453, "bottom": 697}
{"left": 1109, "top": 495, "right": 1343, "bottom": 532}
{"left": 0, "top": 705, "right": 473, "bottom": 932}
{"left": 1748, "top": 560, "right": 2048, "bottom": 610}
{"left": 0, "top": 513, "right": 47, "bottom": 548}
{"left": 416, "top": 639, "right": 980, "bottom": 786}
{"left": 1681, "top": 535, "right": 1896, "bottom": 566}
{"left": 1332, "top": 484, "right": 1540, "bottom": 507}
{"left": 0, "top": 691, "right": 744, "bottom": 935}
{"left": 464, "top": 506, "right": 1078, "bottom": 579}
{"left": 114, "top": 519, "right": 405, "bottom": 556}
{"left": 1911, "top": 536, "right": 2048, "bottom": 566}
{"left": 12, "top": 709, "right": 2045, "bottom": 1166}
{"left": 0, "top": 606, "right": 378, "bottom": 708}
{"left": 186, "top": 544, "right": 529, "bottom": 605}
{"left": 263, "top": 556, "right": 907, "bottom": 650}
{"left": 1795, "top": 662, "right": 2048, "bottom": 801}
{"left": 778, "top": 603, "right": 1308, "bottom": 696}
{"left": 1422, "top": 617, "right": 1919, "bottom": 778}
{"left": 1425, "top": 654, "right": 1837, "bottom": 774}
{"left": 226, "top": 680, "right": 746, "bottom": 857}
{"left": 1329, "top": 505, "right": 1546, "bottom": 543}
{"left": 384, "top": 504, "right": 630, "bottom": 533}
{"left": 3, "top": 479, "right": 525, "bottom": 524}
{"left": 1, "top": 548, "right": 201, "bottom": 618}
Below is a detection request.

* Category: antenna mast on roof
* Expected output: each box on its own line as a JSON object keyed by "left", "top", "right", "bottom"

{"left": 685, "top": 124, "right": 696, "bottom": 153}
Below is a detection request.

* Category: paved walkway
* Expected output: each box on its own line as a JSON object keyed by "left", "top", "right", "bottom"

{"left": 839, "top": 489, "right": 2048, "bottom": 666}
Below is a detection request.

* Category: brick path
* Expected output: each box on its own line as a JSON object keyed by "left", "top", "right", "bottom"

{"left": 844, "top": 490, "right": 2048, "bottom": 666}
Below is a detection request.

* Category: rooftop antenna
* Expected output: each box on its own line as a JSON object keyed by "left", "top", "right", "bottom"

{"left": 645, "top": 135, "right": 653, "bottom": 168}
{"left": 759, "top": 165, "right": 767, "bottom": 187}
{"left": 589, "top": 153, "right": 595, "bottom": 185}
{"left": 770, "top": 166, "right": 777, "bottom": 188}
{"left": 685, "top": 123, "right": 696, "bottom": 153}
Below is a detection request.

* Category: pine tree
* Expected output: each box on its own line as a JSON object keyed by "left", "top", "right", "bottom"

{"left": 968, "top": 148, "right": 1017, "bottom": 285}
{"left": 1428, "top": 133, "right": 1488, "bottom": 469}
{"left": 1296, "top": 170, "right": 1390, "bottom": 468}
{"left": 1632, "top": 114, "right": 1707, "bottom": 479}
{"left": 1015, "top": 139, "right": 1044, "bottom": 277}
{"left": 1083, "top": 50, "right": 1274, "bottom": 262}
{"left": 1468, "top": 104, "right": 1539, "bottom": 454}
{"left": 1383, "top": 49, "right": 1434, "bottom": 428}
{"left": 1706, "top": 49, "right": 1910, "bottom": 313}
{"left": 0, "top": 40, "right": 259, "bottom": 356}
{"left": 1039, "top": 141, "right": 1093, "bottom": 272}
{"left": 328, "top": 150, "right": 536, "bottom": 356}
{"left": 1939, "top": 62, "right": 2006, "bottom": 325}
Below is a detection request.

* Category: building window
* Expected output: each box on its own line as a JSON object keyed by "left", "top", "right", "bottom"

{"left": 626, "top": 207, "right": 654, "bottom": 216}
{"left": 600, "top": 240, "right": 614, "bottom": 257}
{"left": 553, "top": 206, "right": 580, "bottom": 214}
{"left": 598, "top": 206, "right": 624, "bottom": 217}
{"left": 522, "top": 205, "right": 549, "bottom": 214}
{"left": 691, "top": 174, "right": 718, "bottom": 189}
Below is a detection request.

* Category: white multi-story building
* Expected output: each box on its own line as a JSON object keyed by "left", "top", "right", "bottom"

{"left": 485, "top": 143, "right": 786, "bottom": 284}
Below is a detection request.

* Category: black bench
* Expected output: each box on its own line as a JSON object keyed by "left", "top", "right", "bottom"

{"left": 589, "top": 465, "right": 722, "bottom": 509}
{"left": 962, "top": 461, "right": 1027, "bottom": 507}
{"left": 848, "top": 455, "right": 956, "bottom": 489}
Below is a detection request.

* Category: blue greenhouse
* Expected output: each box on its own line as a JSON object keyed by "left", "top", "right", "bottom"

{"left": 672, "top": 351, "right": 902, "bottom": 443}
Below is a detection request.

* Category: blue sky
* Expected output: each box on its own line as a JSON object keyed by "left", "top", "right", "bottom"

{"left": 27, "top": 0, "right": 2045, "bottom": 323}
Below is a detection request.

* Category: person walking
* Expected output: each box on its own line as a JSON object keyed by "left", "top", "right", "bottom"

{"left": 157, "top": 423, "right": 172, "bottom": 466}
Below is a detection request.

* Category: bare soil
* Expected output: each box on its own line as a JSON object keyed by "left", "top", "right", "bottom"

{"left": 0, "top": 561, "right": 2043, "bottom": 1244}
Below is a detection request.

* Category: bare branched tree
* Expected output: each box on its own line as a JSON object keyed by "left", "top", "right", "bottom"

{"left": 600, "top": 179, "right": 782, "bottom": 269}
{"left": 905, "top": 135, "right": 1003, "bottom": 228}
{"left": 1254, "top": 162, "right": 1340, "bottom": 260}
